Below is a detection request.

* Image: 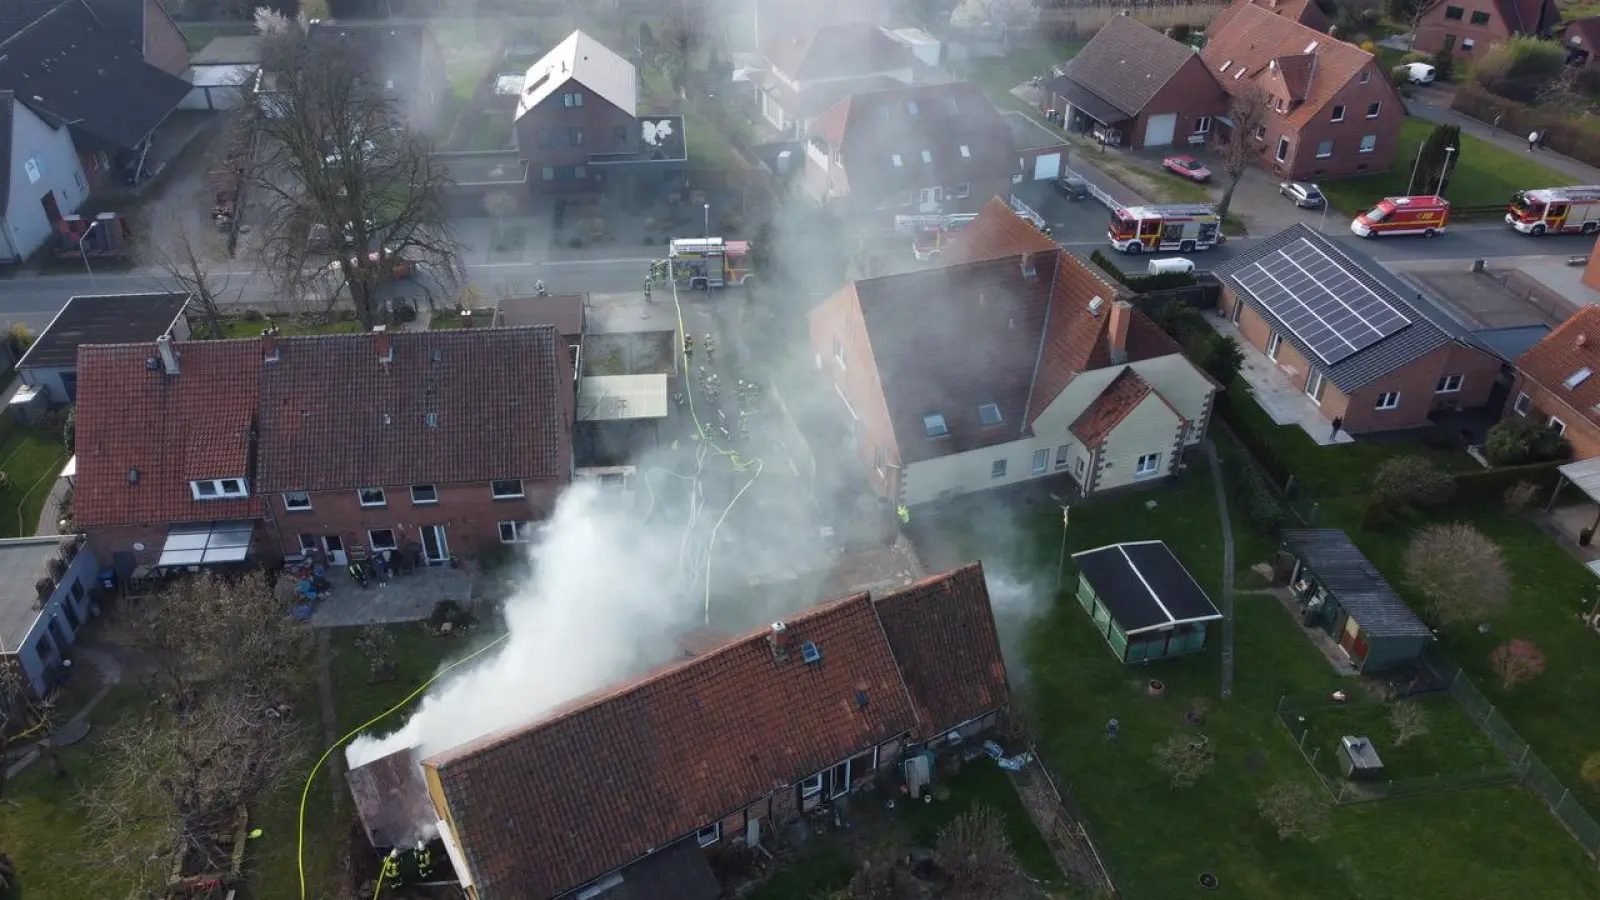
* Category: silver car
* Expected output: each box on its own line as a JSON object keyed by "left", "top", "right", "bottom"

{"left": 1279, "top": 181, "right": 1325, "bottom": 209}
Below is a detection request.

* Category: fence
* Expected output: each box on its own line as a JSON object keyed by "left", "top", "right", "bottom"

{"left": 1014, "top": 743, "right": 1119, "bottom": 897}
{"left": 1062, "top": 163, "right": 1123, "bottom": 212}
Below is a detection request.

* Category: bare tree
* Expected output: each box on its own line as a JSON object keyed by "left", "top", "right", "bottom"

{"left": 950, "top": 0, "right": 1039, "bottom": 49}
{"left": 1404, "top": 523, "right": 1512, "bottom": 626}
{"left": 246, "top": 29, "right": 463, "bottom": 328}
{"left": 1214, "top": 85, "right": 1273, "bottom": 223}
{"left": 1388, "top": 700, "right": 1430, "bottom": 746}
{"left": 150, "top": 221, "right": 235, "bottom": 339}
{"left": 1536, "top": 65, "right": 1585, "bottom": 115}
{"left": 1256, "top": 780, "right": 1330, "bottom": 842}
{"left": 0, "top": 661, "right": 53, "bottom": 799}
{"left": 936, "top": 805, "right": 1019, "bottom": 899}
{"left": 658, "top": 1, "right": 706, "bottom": 97}
{"left": 1489, "top": 638, "right": 1546, "bottom": 690}
{"left": 1153, "top": 733, "right": 1216, "bottom": 788}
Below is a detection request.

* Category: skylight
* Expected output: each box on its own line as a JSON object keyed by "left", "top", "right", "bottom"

{"left": 891, "top": 154, "right": 903, "bottom": 167}
{"left": 921, "top": 149, "right": 932, "bottom": 163}
{"left": 1234, "top": 69, "right": 1246, "bottom": 79}
{"left": 1565, "top": 368, "right": 1593, "bottom": 390}
{"left": 1304, "top": 41, "right": 1319, "bottom": 53}
{"left": 1220, "top": 60, "right": 1232, "bottom": 72}
{"left": 959, "top": 144, "right": 971, "bottom": 157}
{"left": 979, "top": 403, "right": 1002, "bottom": 426}
{"left": 923, "top": 413, "right": 949, "bottom": 438}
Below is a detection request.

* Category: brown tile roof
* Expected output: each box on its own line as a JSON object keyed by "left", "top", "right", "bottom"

{"left": 815, "top": 82, "right": 1013, "bottom": 192}
{"left": 256, "top": 327, "right": 568, "bottom": 492}
{"left": 1057, "top": 14, "right": 1201, "bottom": 117}
{"left": 763, "top": 21, "right": 915, "bottom": 82}
{"left": 74, "top": 339, "right": 263, "bottom": 528}
{"left": 874, "top": 562, "right": 1009, "bottom": 733}
{"left": 347, "top": 747, "right": 434, "bottom": 848}
{"left": 1270, "top": 54, "right": 1314, "bottom": 102}
{"left": 1070, "top": 369, "right": 1155, "bottom": 446}
{"left": 1561, "top": 15, "right": 1600, "bottom": 49}
{"left": 494, "top": 293, "right": 584, "bottom": 338}
{"left": 1201, "top": 3, "right": 1399, "bottom": 128}
{"left": 1212, "top": 0, "right": 1332, "bottom": 35}
{"left": 940, "top": 196, "right": 1059, "bottom": 265}
{"left": 1514, "top": 305, "right": 1600, "bottom": 429}
{"left": 424, "top": 591, "right": 919, "bottom": 899}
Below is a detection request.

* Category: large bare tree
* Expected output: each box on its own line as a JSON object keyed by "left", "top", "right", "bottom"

{"left": 658, "top": 0, "right": 706, "bottom": 97}
{"left": 246, "top": 26, "right": 463, "bottom": 328}
{"left": 1214, "top": 85, "right": 1273, "bottom": 223}
{"left": 150, "top": 221, "right": 235, "bottom": 339}
{"left": 1404, "top": 522, "right": 1511, "bottom": 626}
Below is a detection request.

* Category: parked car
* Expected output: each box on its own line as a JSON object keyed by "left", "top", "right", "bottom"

{"left": 1053, "top": 175, "right": 1090, "bottom": 200}
{"left": 1402, "top": 62, "right": 1435, "bottom": 84}
{"left": 1163, "top": 155, "right": 1211, "bottom": 183}
{"left": 1278, "top": 182, "right": 1326, "bottom": 209}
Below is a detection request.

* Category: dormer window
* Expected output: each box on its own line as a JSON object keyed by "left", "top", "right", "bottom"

{"left": 978, "top": 403, "right": 1003, "bottom": 426}
{"left": 891, "top": 154, "right": 903, "bottom": 167}
{"left": 192, "top": 478, "right": 249, "bottom": 500}
{"left": 923, "top": 413, "right": 949, "bottom": 438}
{"left": 959, "top": 144, "right": 971, "bottom": 157}
{"left": 920, "top": 149, "right": 932, "bottom": 163}
{"left": 1565, "top": 368, "right": 1593, "bottom": 389}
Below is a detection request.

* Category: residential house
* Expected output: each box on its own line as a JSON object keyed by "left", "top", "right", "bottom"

{"left": 1209, "top": 0, "right": 1333, "bottom": 36}
{"left": 0, "top": 91, "right": 89, "bottom": 263}
{"left": 1042, "top": 13, "right": 1227, "bottom": 150}
{"left": 755, "top": 22, "right": 923, "bottom": 138}
{"left": 808, "top": 197, "right": 1217, "bottom": 507}
{"left": 0, "top": 535, "right": 99, "bottom": 697}
{"left": 1505, "top": 304, "right": 1600, "bottom": 460}
{"left": 404, "top": 563, "right": 1009, "bottom": 899}
{"left": 803, "top": 82, "right": 1015, "bottom": 221}
{"left": 72, "top": 327, "right": 574, "bottom": 572}
{"left": 0, "top": 0, "right": 189, "bottom": 188}
{"left": 495, "top": 292, "right": 586, "bottom": 374}
{"left": 307, "top": 21, "right": 449, "bottom": 128}
{"left": 1214, "top": 224, "right": 1502, "bottom": 435}
{"left": 1561, "top": 17, "right": 1600, "bottom": 70}
{"left": 513, "top": 30, "right": 687, "bottom": 193}
{"left": 750, "top": 0, "right": 887, "bottom": 52}
{"left": 1414, "top": 0, "right": 1560, "bottom": 60}
{"left": 1282, "top": 529, "right": 1435, "bottom": 673}
{"left": 17, "top": 292, "right": 189, "bottom": 403}
{"left": 1201, "top": 0, "right": 1405, "bottom": 179}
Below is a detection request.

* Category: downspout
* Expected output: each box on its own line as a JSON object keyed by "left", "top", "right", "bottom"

{"left": 1018, "top": 253, "right": 1059, "bottom": 434}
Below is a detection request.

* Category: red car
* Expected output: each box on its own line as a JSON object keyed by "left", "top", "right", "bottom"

{"left": 1163, "top": 155, "right": 1212, "bottom": 183}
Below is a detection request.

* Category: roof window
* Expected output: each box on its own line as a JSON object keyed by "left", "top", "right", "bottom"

{"left": 959, "top": 144, "right": 971, "bottom": 157}
{"left": 978, "top": 403, "right": 1003, "bottom": 426}
{"left": 921, "top": 149, "right": 932, "bottom": 163}
{"left": 923, "top": 413, "right": 949, "bottom": 438}
{"left": 1220, "top": 60, "right": 1232, "bottom": 72}
{"left": 1565, "top": 368, "right": 1593, "bottom": 390}
{"left": 1234, "top": 68, "right": 1246, "bottom": 79}
{"left": 891, "top": 154, "right": 903, "bottom": 167}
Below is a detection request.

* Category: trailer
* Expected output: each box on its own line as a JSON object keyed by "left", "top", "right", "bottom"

{"left": 53, "top": 213, "right": 131, "bottom": 262}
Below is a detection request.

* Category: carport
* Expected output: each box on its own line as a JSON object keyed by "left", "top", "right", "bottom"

{"left": 576, "top": 374, "right": 669, "bottom": 467}
{"left": 1548, "top": 458, "right": 1600, "bottom": 548}
{"left": 1048, "top": 79, "right": 1130, "bottom": 146}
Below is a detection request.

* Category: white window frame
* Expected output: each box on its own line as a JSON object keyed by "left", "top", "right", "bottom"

{"left": 833, "top": 337, "right": 846, "bottom": 368}
{"left": 1253, "top": 125, "right": 1267, "bottom": 141}
{"left": 1331, "top": 105, "right": 1346, "bottom": 123}
{"left": 368, "top": 529, "right": 398, "bottom": 552}
{"left": 1359, "top": 134, "right": 1378, "bottom": 154}
{"left": 696, "top": 822, "right": 721, "bottom": 847}
{"left": 297, "top": 533, "right": 317, "bottom": 554}
{"left": 1135, "top": 453, "right": 1161, "bottom": 477}
{"left": 978, "top": 403, "right": 1002, "bottom": 426}
{"left": 1462, "top": 37, "right": 1476, "bottom": 50}
{"left": 1055, "top": 444, "right": 1070, "bottom": 470}
{"left": 1266, "top": 331, "right": 1283, "bottom": 361}
{"left": 923, "top": 413, "right": 949, "bottom": 438}
{"left": 1315, "top": 139, "right": 1333, "bottom": 159}
{"left": 1435, "top": 374, "right": 1463, "bottom": 394}
{"left": 991, "top": 458, "right": 1007, "bottom": 479}
{"left": 1549, "top": 416, "right": 1568, "bottom": 435}
{"left": 800, "top": 773, "right": 824, "bottom": 798}
{"left": 1075, "top": 456, "right": 1086, "bottom": 477}
{"left": 1366, "top": 101, "right": 1382, "bottom": 119}
{"left": 1194, "top": 115, "right": 1212, "bottom": 134}
{"left": 499, "top": 520, "right": 534, "bottom": 543}
{"left": 1031, "top": 448, "right": 1049, "bottom": 475}
{"left": 491, "top": 479, "right": 525, "bottom": 499}
{"left": 891, "top": 153, "right": 903, "bottom": 167}
{"left": 874, "top": 446, "right": 887, "bottom": 478}
{"left": 411, "top": 484, "right": 438, "bottom": 505}
{"left": 1275, "top": 136, "right": 1290, "bottom": 163}
{"left": 959, "top": 144, "right": 971, "bottom": 157}
{"left": 357, "top": 487, "right": 387, "bottom": 507}
{"left": 920, "top": 149, "right": 932, "bottom": 163}
{"left": 1375, "top": 391, "right": 1401, "bottom": 410}
{"left": 1360, "top": 68, "right": 1372, "bottom": 84}
{"left": 955, "top": 182, "right": 971, "bottom": 198}
{"left": 283, "top": 491, "right": 312, "bottom": 511}
{"left": 1514, "top": 392, "right": 1531, "bottom": 416}
{"left": 192, "top": 478, "right": 249, "bottom": 500}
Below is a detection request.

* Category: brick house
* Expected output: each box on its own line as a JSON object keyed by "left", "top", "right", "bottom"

{"left": 1042, "top": 13, "right": 1227, "bottom": 150}
{"left": 802, "top": 82, "right": 1016, "bottom": 223}
{"left": 307, "top": 21, "right": 450, "bottom": 129}
{"left": 1214, "top": 225, "right": 1501, "bottom": 436}
{"left": 404, "top": 563, "right": 1010, "bottom": 899}
{"left": 73, "top": 327, "right": 573, "bottom": 572}
{"left": 1585, "top": 235, "right": 1600, "bottom": 291}
{"left": 1505, "top": 305, "right": 1600, "bottom": 460}
{"left": 754, "top": 22, "right": 924, "bottom": 138}
{"left": 1211, "top": 0, "right": 1333, "bottom": 36}
{"left": 1201, "top": 0, "right": 1405, "bottom": 179}
{"left": 1415, "top": 0, "right": 1560, "bottom": 60}
{"left": 808, "top": 198, "right": 1216, "bottom": 507}
{"left": 1560, "top": 17, "right": 1600, "bottom": 70}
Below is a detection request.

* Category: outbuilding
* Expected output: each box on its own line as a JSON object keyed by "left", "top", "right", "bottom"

{"left": 1282, "top": 529, "right": 1434, "bottom": 673}
{"left": 1072, "top": 540, "right": 1222, "bottom": 663}
{"left": 18, "top": 292, "right": 190, "bottom": 404}
{"left": 0, "top": 535, "right": 99, "bottom": 697}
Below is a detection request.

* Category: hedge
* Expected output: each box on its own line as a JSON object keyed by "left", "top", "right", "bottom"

{"left": 1450, "top": 82, "right": 1600, "bottom": 169}
{"left": 1449, "top": 459, "right": 1565, "bottom": 505}
{"left": 1212, "top": 391, "right": 1294, "bottom": 493}
{"left": 1088, "top": 249, "right": 1200, "bottom": 293}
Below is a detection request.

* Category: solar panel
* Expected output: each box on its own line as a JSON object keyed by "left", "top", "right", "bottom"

{"left": 1233, "top": 238, "right": 1410, "bottom": 365}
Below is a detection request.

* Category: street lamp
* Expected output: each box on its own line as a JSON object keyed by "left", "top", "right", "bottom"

{"left": 1053, "top": 505, "right": 1071, "bottom": 596}
{"left": 1434, "top": 146, "right": 1457, "bottom": 197}
{"left": 702, "top": 202, "right": 710, "bottom": 239}
{"left": 78, "top": 219, "right": 101, "bottom": 280}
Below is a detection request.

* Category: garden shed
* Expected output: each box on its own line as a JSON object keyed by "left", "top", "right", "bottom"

{"left": 1072, "top": 541, "right": 1222, "bottom": 663}
{"left": 1282, "top": 529, "right": 1434, "bottom": 674}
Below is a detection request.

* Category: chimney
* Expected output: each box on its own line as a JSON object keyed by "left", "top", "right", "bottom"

{"left": 1108, "top": 300, "right": 1132, "bottom": 365}
{"left": 262, "top": 327, "right": 280, "bottom": 364}
{"left": 460, "top": 309, "right": 474, "bottom": 329}
{"left": 155, "top": 334, "right": 179, "bottom": 375}
{"left": 373, "top": 325, "right": 393, "bottom": 362}
{"left": 766, "top": 621, "right": 791, "bottom": 661}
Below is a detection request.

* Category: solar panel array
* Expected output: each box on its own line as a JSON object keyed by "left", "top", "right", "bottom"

{"left": 1233, "top": 238, "right": 1410, "bottom": 365}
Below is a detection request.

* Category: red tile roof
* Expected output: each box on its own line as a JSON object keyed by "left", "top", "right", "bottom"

{"left": 74, "top": 339, "right": 263, "bottom": 527}
{"left": 424, "top": 591, "right": 921, "bottom": 899}
{"left": 813, "top": 82, "right": 1012, "bottom": 192}
{"left": 1515, "top": 305, "right": 1600, "bottom": 429}
{"left": 1212, "top": 0, "right": 1333, "bottom": 35}
{"left": 1070, "top": 369, "right": 1155, "bottom": 446}
{"left": 940, "top": 196, "right": 1059, "bottom": 265}
{"left": 874, "top": 563, "right": 1009, "bottom": 733}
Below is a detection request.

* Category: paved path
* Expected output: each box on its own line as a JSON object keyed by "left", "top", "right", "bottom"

{"left": 1202, "top": 440, "right": 1236, "bottom": 701}
{"left": 4, "top": 644, "right": 122, "bottom": 780}
{"left": 1406, "top": 92, "right": 1600, "bottom": 185}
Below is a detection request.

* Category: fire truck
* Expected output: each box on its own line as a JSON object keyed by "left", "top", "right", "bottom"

{"left": 1350, "top": 195, "right": 1450, "bottom": 238}
{"left": 1107, "top": 204, "right": 1220, "bottom": 254}
{"left": 1506, "top": 185, "right": 1600, "bottom": 235}
{"left": 896, "top": 213, "right": 979, "bottom": 260}
{"left": 667, "top": 237, "right": 755, "bottom": 288}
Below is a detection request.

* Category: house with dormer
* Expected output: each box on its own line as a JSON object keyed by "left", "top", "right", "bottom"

{"left": 808, "top": 198, "right": 1217, "bottom": 507}
{"left": 754, "top": 21, "right": 928, "bottom": 138}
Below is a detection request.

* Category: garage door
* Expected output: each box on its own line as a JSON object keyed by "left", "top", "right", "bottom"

{"left": 1143, "top": 113, "right": 1177, "bottom": 148}
{"left": 1033, "top": 153, "right": 1061, "bottom": 180}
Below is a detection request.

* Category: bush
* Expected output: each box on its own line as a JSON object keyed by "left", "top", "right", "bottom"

{"left": 62, "top": 404, "right": 75, "bottom": 452}
{"left": 1503, "top": 480, "right": 1540, "bottom": 513}
{"left": 1451, "top": 82, "right": 1600, "bottom": 168}
{"left": 1400, "top": 50, "right": 1434, "bottom": 65}
{"left": 1359, "top": 40, "right": 1377, "bottom": 53}
{"left": 1431, "top": 50, "right": 1453, "bottom": 83}
{"left": 1452, "top": 460, "right": 1563, "bottom": 504}
{"left": 1483, "top": 419, "right": 1570, "bottom": 466}
{"left": 241, "top": 308, "right": 266, "bottom": 322}
{"left": 1370, "top": 456, "right": 1455, "bottom": 512}
{"left": 1473, "top": 35, "right": 1564, "bottom": 87}
{"left": 1236, "top": 457, "right": 1286, "bottom": 535}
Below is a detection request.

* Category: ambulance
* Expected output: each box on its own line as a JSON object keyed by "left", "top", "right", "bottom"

{"left": 1107, "top": 204, "right": 1221, "bottom": 254}
{"left": 1505, "top": 185, "right": 1600, "bottom": 235}
{"left": 667, "top": 237, "right": 755, "bottom": 288}
{"left": 1350, "top": 195, "right": 1450, "bottom": 238}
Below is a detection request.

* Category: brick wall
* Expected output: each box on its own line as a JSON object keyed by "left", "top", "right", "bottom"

{"left": 1275, "top": 61, "right": 1405, "bottom": 180}
{"left": 142, "top": 0, "right": 190, "bottom": 77}
{"left": 1584, "top": 240, "right": 1600, "bottom": 292}
{"left": 808, "top": 285, "right": 903, "bottom": 502}
{"left": 1507, "top": 376, "right": 1600, "bottom": 459}
{"left": 1414, "top": 3, "right": 1519, "bottom": 59}
{"left": 83, "top": 519, "right": 281, "bottom": 569}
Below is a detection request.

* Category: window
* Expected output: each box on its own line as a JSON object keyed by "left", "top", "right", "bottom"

{"left": 1253, "top": 124, "right": 1267, "bottom": 141}
{"left": 1469, "top": 9, "right": 1489, "bottom": 24}
{"left": 298, "top": 533, "right": 317, "bottom": 554}
{"left": 1194, "top": 115, "right": 1211, "bottom": 134}
{"left": 1359, "top": 68, "right": 1372, "bottom": 84}
{"left": 1462, "top": 37, "right": 1476, "bottom": 50}
{"left": 1135, "top": 453, "right": 1161, "bottom": 477}
{"left": 1436, "top": 374, "right": 1463, "bottom": 393}
{"left": 923, "top": 413, "right": 949, "bottom": 438}
{"left": 1075, "top": 456, "right": 1086, "bottom": 477}
{"left": 920, "top": 149, "right": 932, "bottom": 163}
{"left": 411, "top": 484, "right": 438, "bottom": 505}
{"left": 1550, "top": 416, "right": 1568, "bottom": 435}
{"left": 192, "top": 478, "right": 249, "bottom": 500}
{"left": 368, "top": 529, "right": 398, "bottom": 551}
{"left": 1331, "top": 105, "right": 1346, "bottom": 122}
{"left": 1267, "top": 331, "right": 1283, "bottom": 361}
{"left": 1220, "top": 59, "right": 1233, "bottom": 72}
{"left": 697, "top": 823, "right": 721, "bottom": 847}
{"left": 978, "top": 403, "right": 1002, "bottom": 426}
{"left": 1274, "top": 97, "right": 1285, "bottom": 112}
{"left": 959, "top": 144, "right": 971, "bottom": 157}
{"left": 1031, "top": 448, "right": 1049, "bottom": 475}
{"left": 833, "top": 337, "right": 846, "bottom": 367}
{"left": 1566, "top": 368, "right": 1593, "bottom": 389}
{"left": 1055, "top": 444, "right": 1070, "bottom": 470}
{"left": 541, "top": 166, "right": 554, "bottom": 181}
{"left": 1366, "top": 101, "right": 1381, "bottom": 118}
{"left": 906, "top": 100, "right": 920, "bottom": 116}
{"left": 891, "top": 154, "right": 903, "bottom": 167}
{"left": 1359, "top": 134, "right": 1378, "bottom": 154}
{"left": 568, "top": 127, "right": 584, "bottom": 146}
{"left": 1444, "top": 4, "right": 1464, "bottom": 18}
{"left": 491, "top": 479, "right": 525, "bottom": 499}
{"left": 800, "top": 773, "right": 823, "bottom": 798}
{"left": 283, "top": 491, "right": 312, "bottom": 511}
{"left": 991, "top": 459, "right": 1007, "bottom": 478}
{"left": 1374, "top": 391, "right": 1401, "bottom": 410}
{"left": 1275, "top": 136, "right": 1289, "bottom": 162}
{"left": 955, "top": 182, "right": 971, "bottom": 198}
{"left": 537, "top": 128, "right": 552, "bottom": 147}
{"left": 1316, "top": 139, "right": 1333, "bottom": 159}
{"left": 614, "top": 125, "right": 628, "bottom": 144}
{"left": 358, "top": 487, "right": 386, "bottom": 507}
{"left": 499, "top": 521, "right": 534, "bottom": 543}
{"left": 562, "top": 91, "right": 584, "bottom": 107}
{"left": 1514, "top": 392, "right": 1531, "bottom": 415}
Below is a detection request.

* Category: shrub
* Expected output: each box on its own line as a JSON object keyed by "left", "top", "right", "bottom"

{"left": 1389, "top": 700, "right": 1430, "bottom": 746}
{"left": 1370, "top": 456, "right": 1455, "bottom": 513}
{"left": 1484, "top": 419, "right": 1570, "bottom": 466}
{"left": 62, "top": 404, "right": 75, "bottom": 452}
{"left": 1400, "top": 50, "right": 1434, "bottom": 65}
{"left": 1582, "top": 752, "right": 1600, "bottom": 789}
{"left": 1238, "top": 461, "right": 1286, "bottom": 535}
{"left": 1503, "top": 480, "right": 1540, "bottom": 513}
{"left": 1432, "top": 50, "right": 1453, "bottom": 82}
{"left": 1257, "top": 781, "right": 1330, "bottom": 842}
{"left": 1489, "top": 638, "right": 1546, "bottom": 689}
{"left": 392, "top": 303, "right": 418, "bottom": 324}
{"left": 241, "top": 308, "right": 266, "bottom": 322}
{"left": 1153, "top": 733, "right": 1216, "bottom": 788}
{"left": 45, "top": 555, "right": 66, "bottom": 580}
{"left": 1405, "top": 523, "right": 1511, "bottom": 626}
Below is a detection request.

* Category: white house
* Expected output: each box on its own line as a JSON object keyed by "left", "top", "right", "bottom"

{"left": 754, "top": 22, "right": 926, "bottom": 138}
{"left": 0, "top": 91, "right": 88, "bottom": 264}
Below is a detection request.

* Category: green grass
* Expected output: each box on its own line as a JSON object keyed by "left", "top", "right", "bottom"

{"left": 745, "top": 845, "right": 856, "bottom": 900}
{"left": 1288, "top": 693, "right": 1507, "bottom": 782}
{"left": 961, "top": 44, "right": 1085, "bottom": 113}
{"left": 433, "top": 21, "right": 501, "bottom": 102}
{"left": 1319, "top": 118, "right": 1577, "bottom": 215}
{"left": 428, "top": 308, "right": 495, "bottom": 329}
{"left": 179, "top": 21, "right": 257, "bottom": 53}
{"left": 0, "top": 425, "right": 67, "bottom": 537}
{"left": 684, "top": 115, "right": 744, "bottom": 170}
{"left": 213, "top": 317, "right": 364, "bottom": 340}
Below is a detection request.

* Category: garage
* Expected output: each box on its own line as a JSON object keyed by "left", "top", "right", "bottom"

{"left": 1143, "top": 113, "right": 1177, "bottom": 148}
{"left": 1032, "top": 152, "right": 1061, "bottom": 180}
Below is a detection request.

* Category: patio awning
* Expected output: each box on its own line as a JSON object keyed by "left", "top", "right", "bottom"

{"left": 1558, "top": 458, "right": 1600, "bottom": 504}
{"left": 578, "top": 374, "right": 669, "bottom": 422}
{"left": 157, "top": 521, "right": 255, "bottom": 567}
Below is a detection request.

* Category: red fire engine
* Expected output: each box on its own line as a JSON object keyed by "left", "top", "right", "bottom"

{"left": 896, "top": 213, "right": 979, "bottom": 260}
{"left": 1506, "top": 185, "right": 1600, "bottom": 236}
{"left": 1350, "top": 195, "right": 1450, "bottom": 238}
{"left": 1106, "top": 204, "right": 1220, "bottom": 254}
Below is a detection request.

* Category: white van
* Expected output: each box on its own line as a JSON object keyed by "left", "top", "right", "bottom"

{"left": 1147, "top": 257, "right": 1196, "bottom": 276}
{"left": 1403, "top": 62, "right": 1435, "bottom": 84}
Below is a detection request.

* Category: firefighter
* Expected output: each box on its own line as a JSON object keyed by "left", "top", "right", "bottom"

{"left": 414, "top": 841, "right": 435, "bottom": 879}
{"left": 897, "top": 504, "right": 911, "bottom": 525}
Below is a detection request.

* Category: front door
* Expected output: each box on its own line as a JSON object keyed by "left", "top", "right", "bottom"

{"left": 323, "top": 535, "right": 347, "bottom": 566}
{"left": 420, "top": 525, "right": 448, "bottom": 565}
{"left": 1305, "top": 370, "right": 1326, "bottom": 405}
{"left": 40, "top": 190, "right": 61, "bottom": 224}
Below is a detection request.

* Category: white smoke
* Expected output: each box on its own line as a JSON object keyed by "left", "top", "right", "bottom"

{"left": 983, "top": 570, "right": 1045, "bottom": 684}
{"left": 347, "top": 479, "right": 700, "bottom": 767}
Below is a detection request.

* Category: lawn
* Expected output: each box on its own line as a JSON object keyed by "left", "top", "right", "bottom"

{"left": 1318, "top": 117, "right": 1577, "bottom": 216}
{"left": 428, "top": 307, "right": 495, "bottom": 329}
{"left": 960, "top": 43, "right": 1085, "bottom": 114}
{"left": 433, "top": 21, "right": 502, "bottom": 102}
{"left": 1286, "top": 691, "right": 1508, "bottom": 784}
{"left": 214, "top": 316, "right": 364, "bottom": 339}
{"left": 0, "top": 425, "right": 68, "bottom": 537}
{"left": 638, "top": 68, "right": 744, "bottom": 171}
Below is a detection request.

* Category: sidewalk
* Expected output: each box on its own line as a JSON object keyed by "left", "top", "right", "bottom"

{"left": 1406, "top": 92, "right": 1600, "bottom": 185}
